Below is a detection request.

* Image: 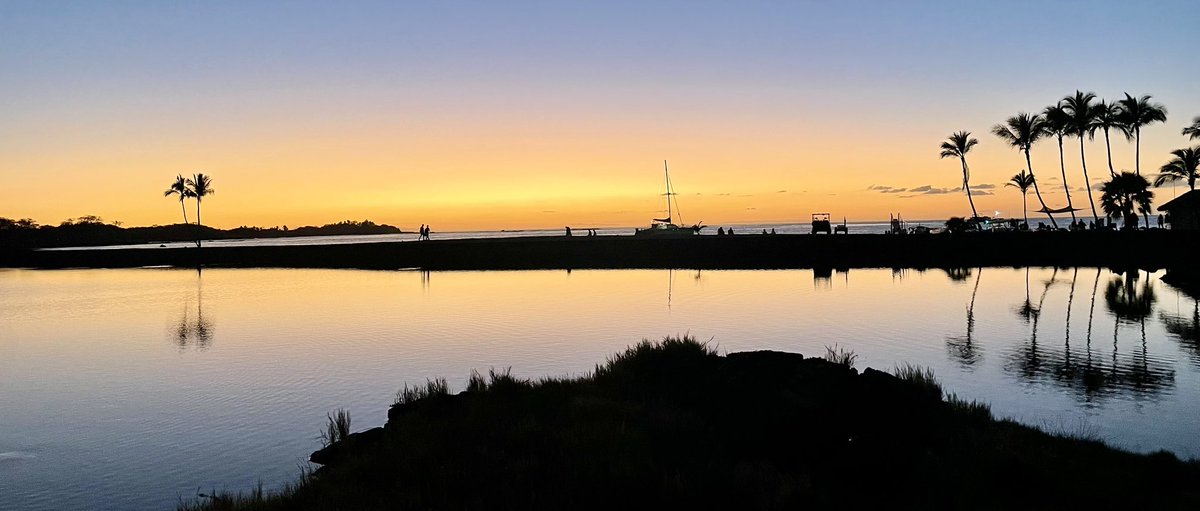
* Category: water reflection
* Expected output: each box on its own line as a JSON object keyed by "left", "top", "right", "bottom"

{"left": 945, "top": 268, "right": 982, "bottom": 367}
{"left": 1005, "top": 268, "right": 1174, "bottom": 401}
{"left": 172, "top": 269, "right": 214, "bottom": 350}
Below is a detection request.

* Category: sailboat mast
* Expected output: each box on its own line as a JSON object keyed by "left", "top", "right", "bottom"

{"left": 663, "top": 160, "right": 672, "bottom": 223}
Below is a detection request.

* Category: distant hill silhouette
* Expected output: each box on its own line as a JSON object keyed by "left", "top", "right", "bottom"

{"left": 0, "top": 217, "right": 402, "bottom": 249}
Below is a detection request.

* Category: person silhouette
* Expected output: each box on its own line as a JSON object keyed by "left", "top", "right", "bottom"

{"left": 565, "top": 226, "right": 572, "bottom": 237}
{"left": 717, "top": 227, "right": 724, "bottom": 236}
{"left": 417, "top": 224, "right": 425, "bottom": 241}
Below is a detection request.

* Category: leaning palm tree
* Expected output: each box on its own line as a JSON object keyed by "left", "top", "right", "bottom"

{"left": 1006, "top": 170, "right": 1035, "bottom": 228}
{"left": 186, "top": 173, "right": 215, "bottom": 247}
{"left": 993, "top": 112, "right": 1057, "bottom": 229}
{"left": 1094, "top": 100, "right": 1129, "bottom": 177}
{"left": 1099, "top": 172, "right": 1153, "bottom": 230}
{"left": 939, "top": 131, "right": 981, "bottom": 220}
{"left": 1061, "top": 91, "right": 1100, "bottom": 222}
{"left": 1043, "top": 104, "right": 1077, "bottom": 224}
{"left": 1184, "top": 116, "right": 1200, "bottom": 141}
{"left": 163, "top": 174, "right": 193, "bottom": 226}
{"left": 1154, "top": 146, "right": 1200, "bottom": 191}
{"left": 1116, "top": 93, "right": 1168, "bottom": 175}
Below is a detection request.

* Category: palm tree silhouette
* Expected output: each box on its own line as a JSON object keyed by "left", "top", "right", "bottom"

{"left": 1006, "top": 170, "right": 1035, "bottom": 228}
{"left": 993, "top": 113, "right": 1057, "bottom": 229}
{"left": 1061, "top": 91, "right": 1101, "bottom": 222}
{"left": 939, "top": 131, "right": 981, "bottom": 220}
{"left": 186, "top": 173, "right": 215, "bottom": 247}
{"left": 1116, "top": 93, "right": 1168, "bottom": 175}
{"left": 163, "top": 174, "right": 194, "bottom": 227}
{"left": 1094, "top": 100, "right": 1129, "bottom": 178}
{"left": 1100, "top": 172, "right": 1153, "bottom": 229}
{"left": 1154, "top": 146, "right": 1200, "bottom": 191}
{"left": 1182, "top": 116, "right": 1200, "bottom": 141}
{"left": 1043, "top": 104, "right": 1077, "bottom": 224}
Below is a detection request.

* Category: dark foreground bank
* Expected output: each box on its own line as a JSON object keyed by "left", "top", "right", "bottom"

{"left": 182, "top": 337, "right": 1199, "bottom": 510}
{"left": 7, "top": 230, "right": 1200, "bottom": 270}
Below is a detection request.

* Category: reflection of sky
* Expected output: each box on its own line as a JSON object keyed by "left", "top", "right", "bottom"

{"left": 2, "top": 1, "right": 1199, "bottom": 229}
{"left": 1, "top": 266, "right": 1199, "bottom": 509}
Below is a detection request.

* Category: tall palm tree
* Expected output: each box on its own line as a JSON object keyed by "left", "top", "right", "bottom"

{"left": 1116, "top": 93, "right": 1168, "bottom": 175}
{"left": 1154, "top": 146, "right": 1200, "bottom": 191}
{"left": 1043, "top": 104, "right": 1077, "bottom": 223}
{"left": 1184, "top": 116, "right": 1200, "bottom": 141}
{"left": 939, "top": 131, "right": 981, "bottom": 220}
{"left": 1094, "top": 100, "right": 1129, "bottom": 177}
{"left": 1006, "top": 170, "right": 1035, "bottom": 228}
{"left": 1061, "top": 91, "right": 1100, "bottom": 222}
{"left": 163, "top": 174, "right": 193, "bottom": 226}
{"left": 993, "top": 112, "right": 1057, "bottom": 229}
{"left": 1099, "top": 172, "right": 1153, "bottom": 229}
{"left": 186, "top": 173, "right": 215, "bottom": 247}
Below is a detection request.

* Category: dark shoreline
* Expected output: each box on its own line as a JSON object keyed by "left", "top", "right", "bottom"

{"left": 4, "top": 231, "right": 1199, "bottom": 271}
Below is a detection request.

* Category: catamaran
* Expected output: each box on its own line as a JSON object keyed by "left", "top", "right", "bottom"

{"left": 634, "top": 160, "right": 703, "bottom": 237}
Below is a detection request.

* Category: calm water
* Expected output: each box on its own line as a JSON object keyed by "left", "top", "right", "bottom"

{"left": 41, "top": 221, "right": 930, "bottom": 251}
{"left": 1, "top": 267, "right": 1197, "bottom": 510}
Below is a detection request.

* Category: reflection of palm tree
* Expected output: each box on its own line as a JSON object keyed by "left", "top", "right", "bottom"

{"left": 939, "top": 131, "right": 981, "bottom": 220}
{"left": 1014, "top": 267, "right": 1039, "bottom": 323}
{"left": 1160, "top": 298, "right": 1200, "bottom": 368}
{"left": 1043, "top": 104, "right": 1077, "bottom": 223}
{"left": 944, "top": 267, "right": 972, "bottom": 282}
{"left": 947, "top": 268, "right": 983, "bottom": 366}
{"left": 1105, "top": 271, "right": 1156, "bottom": 322}
{"left": 1007, "top": 171, "right": 1035, "bottom": 228}
{"left": 1116, "top": 93, "right": 1168, "bottom": 176}
{"left": 994, "top": 113, "right": 1057, "bottom": 228}
{"left": 172, "top": 269, "right": 214, "bottom": 350}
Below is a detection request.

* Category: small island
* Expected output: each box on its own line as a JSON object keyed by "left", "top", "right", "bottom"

{"left": 182, "top": 337, "right": 1199, "bottom": 510}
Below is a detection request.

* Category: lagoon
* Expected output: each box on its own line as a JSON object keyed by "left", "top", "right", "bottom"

{"left": 1, "top": 267, "right": 1197, "bottom": 510}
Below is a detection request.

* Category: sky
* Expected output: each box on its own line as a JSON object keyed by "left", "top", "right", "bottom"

{"left": 2, "top": 0, "right": 1199, "bottom": 231}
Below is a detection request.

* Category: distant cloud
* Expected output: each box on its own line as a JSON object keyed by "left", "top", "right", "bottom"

{"left": 716, "top": 193, "right": 732, "bottom": 196}
{"left": 541, "top": 210, "right": 557, "bottom": 213}
{"left": 974, "top": 190, "right": 994, "bottom": 196}
{"left": 974, "top": 183, "right": 996, "bottom": 189}
{"left": 737, "top": 194, "right": 754, "bottom": 197}
{"left": 909, "top": 185, "right": 933, "bottom": 193}
{"left": 745, "top": 207, "right": 757, "bottom": 210}
{"left": 776, "top": 190, "right": 788, "bottom": 193}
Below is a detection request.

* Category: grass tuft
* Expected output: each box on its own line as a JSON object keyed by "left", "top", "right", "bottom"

{"left": 892, "top": 363, "right": 942, "bottom": 399}
{"left": 394, "top": 378, "right": 449, "bottom": 406}
{"left": 823, "top": 344, "right": 857, "bottom": 369}
{"left": 320, "top": 408, "right": 351, "bottom": 448}
{"left": 946, "top": 393, "right": 992, "bottom": 420}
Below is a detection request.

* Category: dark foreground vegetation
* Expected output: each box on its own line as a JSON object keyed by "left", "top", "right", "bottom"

{"left": 6, "top": 230, "right": 1200, "bottom": 271}
{"left": 182, "top": 337, "right": 1199, "bottom": 510}
{"left": 0, "top": 217, "right": 401, "bottom": 249}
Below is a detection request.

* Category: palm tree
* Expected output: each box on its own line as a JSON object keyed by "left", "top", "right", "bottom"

{"left": 1061, "top": 91, "right": 1100, "bottom": 222}
{"left": 1099, "top": 172, "right": 1153, "bottom": 230}
{"left": 993, "top": 112, "right": 1057, "bottom": 229}
{"left": 163, "top": 174, "right": 193, "bottom": 226}
{"left": 186, "top": 173, "right": 215, "bottom": 247}
{"left": 1154, "top": 146, "right": 1200, "bottom": 191}
{"left": 939, "top": 131, "right": 981, "bottom": 220}
{"left": 1006, "top": 170, "right": 1035, "bottom": 228}
{"left": 1043, "top": 104, "right": 1077, "bottom": 224}
{"left": 1184, "top": 116, "right": 1200, "bottom": 141}
{"left": 1116, "top": 93, "right": 1168, "bottom": 175}
{"left": 1095, "top": 100, "right": 1129, "bottom": 177}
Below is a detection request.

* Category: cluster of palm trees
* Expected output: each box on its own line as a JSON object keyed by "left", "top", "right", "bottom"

{"left": 164, "top": 173, "right": 215, "bottom": 246}
{"left": 942, "top": 92, "right": 1199, "bottom": 230}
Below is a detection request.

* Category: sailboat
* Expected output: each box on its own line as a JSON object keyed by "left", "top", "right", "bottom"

{"left": 634, "top": 160, "right": 703, "bottom": 237}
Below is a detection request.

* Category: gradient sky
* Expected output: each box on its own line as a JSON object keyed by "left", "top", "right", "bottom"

{"left": 2, "top": 1, "right": 1199, "bottom": 230}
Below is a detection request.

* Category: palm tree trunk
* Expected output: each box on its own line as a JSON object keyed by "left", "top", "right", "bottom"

{"left": 1022, "top": 192, "right": 1028, "bottom": 228}
{"left": 195, "top": 199, "right": 202, "bottom": 248}
{"left": 180, "top": 199, "right": 190, "bottom": 226}
{"left": 1080, "top": 137, "right": 1099, "bottom": 223}
{"left": 1026, "top": 149, "right": 1058, "bottom": 229}
{"left": 1104, "top": 128, "right": 1116, "bottom": 177}
{"left": 1058, "top": 136, "right": 1076, "bottom": 224}
{"left": 961, "top": 157, "right": 979, "bottom": 220}
{"left": 1135, "top": 127, "right": 1141, "bottom": 175}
